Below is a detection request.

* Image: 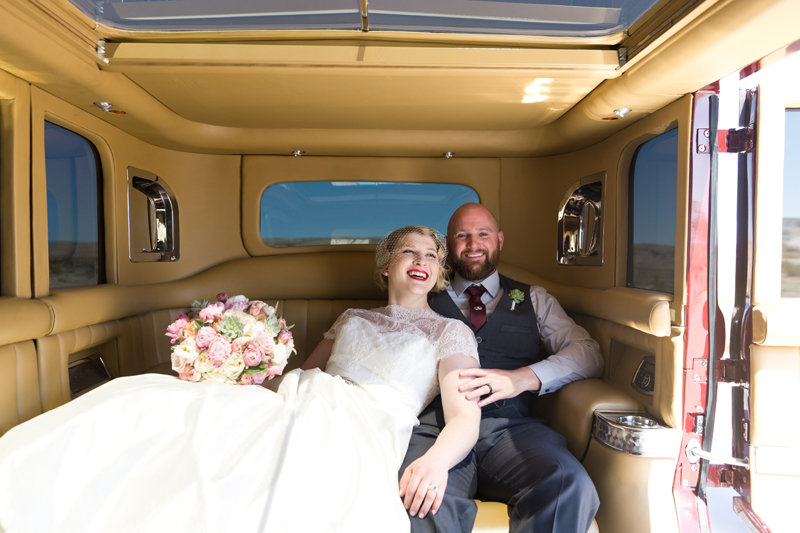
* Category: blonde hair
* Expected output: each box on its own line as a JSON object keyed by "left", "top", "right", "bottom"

{"left": 374, "top": 225, "right": 449, "bottom": 292}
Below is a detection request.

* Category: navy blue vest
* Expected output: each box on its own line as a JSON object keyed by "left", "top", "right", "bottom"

{"left": 429, "top": 274, "right": 540, "bottom": 368}
{"left": 426, "top": 274, "right": 541, "bottom": 419}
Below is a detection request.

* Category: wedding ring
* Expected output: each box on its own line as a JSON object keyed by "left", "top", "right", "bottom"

{"left": 485, "top": 384, "right": 493, "bottom": 395}
{"left": 427, "top": 485, "right": 438, "bottom": 493}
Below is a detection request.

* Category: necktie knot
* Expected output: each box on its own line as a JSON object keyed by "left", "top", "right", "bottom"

{"left": 466, "top": 285, "right": 487, "bottom": 331}
{"left": 466, "top": 284, "right": 486, "bottom": 299}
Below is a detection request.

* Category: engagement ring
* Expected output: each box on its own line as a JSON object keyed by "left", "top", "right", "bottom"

{"left": 427, "top": 485, "right": 438, "bottom": 493}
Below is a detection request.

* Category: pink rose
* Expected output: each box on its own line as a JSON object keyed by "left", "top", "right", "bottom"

{"left": 216, "top": 292, "right": 229, "bottom": 302}
{"left": 278, "top": 329, "right": 293, "bottom": 345}
{"left": 238, "top": 373, "right": 254, "bottom": 385}
{"left": 178, "top": 364, "right": 201, "bottom": 382}
{"left": 206, "top": 337, "right": 232, "bottom": 367}
{"left": 194, "top": 326, "right": 217, "bottom": 350}
{"left": 278, "top": 318, "right": 287, "bottom": 329}
{"left": 251, "top": 372, "right": 268, "bottom": 385}
{"left": 242, "top": 346, "right": 264, "bottom": 367}
{"left": 267, "top": 364, "right": 285, "bottom": 377}
{"left": 261, "top": 343, "right": 274, "bottom": 362}
{"left": 166, "top": 314, "right": 190, "bottom": 344}
{"left": 248, "top": 301, "right": 265, "bottom": 317}
{"left": 231, "top": 337, "right": 247, "bottom": 354}
{"left": 199, "top": 302, "right": 225, "bottom": 323}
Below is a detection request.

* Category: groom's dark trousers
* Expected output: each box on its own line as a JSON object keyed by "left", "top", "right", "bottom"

{"left": 400, "top": 276, "right": 599, "bottom": 532}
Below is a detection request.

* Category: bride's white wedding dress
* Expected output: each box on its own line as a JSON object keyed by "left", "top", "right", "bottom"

{"left": 0, "top": 305, "right": 477, "bottom": 533}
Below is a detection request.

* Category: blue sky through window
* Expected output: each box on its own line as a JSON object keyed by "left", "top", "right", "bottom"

{"left": 260, "top": 181, "right": 478, "bottom": 246}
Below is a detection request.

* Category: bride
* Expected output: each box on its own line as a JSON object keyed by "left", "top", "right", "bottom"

{"left": 0, "top": 225, "right": 481, "bottom": 533}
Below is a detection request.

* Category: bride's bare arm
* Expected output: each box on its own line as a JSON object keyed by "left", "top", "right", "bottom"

{"left": 301, "top": 339, "right": 334, "bottom": 370}
{"left": 399, "top": 353, "right": 481, "bottom": 518}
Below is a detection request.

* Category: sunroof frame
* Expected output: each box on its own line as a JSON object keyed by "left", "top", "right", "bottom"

{"left": 68, "top": 0, "right": 662, "bottom": 38}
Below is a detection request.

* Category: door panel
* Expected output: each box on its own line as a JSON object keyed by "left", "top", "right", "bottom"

{"left": 747, "top": 49, "right": 800, "bottom": 533}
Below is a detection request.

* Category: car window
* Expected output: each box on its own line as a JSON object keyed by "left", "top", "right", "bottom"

{"left": 45, "top": 122, "right": 105, "bottom": 288}
{"left": 627, "top": 128, "right": 678, "bottom": 293}
{"left": 782, "top": 108, "right": 800, "bottom": 297}
{"left": 260, "top": 181, "right": 478, "bottom": 246}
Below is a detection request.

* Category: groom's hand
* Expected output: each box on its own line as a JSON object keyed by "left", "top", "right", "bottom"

{"left": 458, "top": 367, "right": 541, "bottom": 407}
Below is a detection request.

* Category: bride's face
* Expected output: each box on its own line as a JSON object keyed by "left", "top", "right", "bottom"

{"left": 386, "top": 233, "right": 440, "bottom": 297}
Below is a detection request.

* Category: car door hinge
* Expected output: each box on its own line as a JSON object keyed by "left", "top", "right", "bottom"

{"left": 693, "top": 413, "right": 705, "bottom": 435}
{"left": 696, "top": 127, "right": 754, "bottom": 154}
{"left": 707, "top": 464, "right": 748, "bottom": 488}
{"left": 719, "top": 359, "right": 747, "bottom": 383}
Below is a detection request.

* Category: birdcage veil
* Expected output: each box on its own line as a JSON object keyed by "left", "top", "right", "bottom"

{"left": 374, "top": 225, "right": 449, "bottom": 291}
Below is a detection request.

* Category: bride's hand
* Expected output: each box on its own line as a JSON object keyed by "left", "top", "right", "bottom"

{"left": 399, "top": 457, "right": 448, "bottom": 519}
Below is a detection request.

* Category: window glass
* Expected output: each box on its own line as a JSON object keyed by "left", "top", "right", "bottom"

{"left": 65, "top": 0, "right": 661, "bottom": 37}
{"left": 260, "top": 181, "right": 478, "bottom": 246}
{"left": 45, "top": 122, "right": 105, "bottom": 288}
{"left": 782, "top": 109, "right": 800, "bottom": 297}
{"left": 627, "top": 128, "right": 678, "bottom": 293}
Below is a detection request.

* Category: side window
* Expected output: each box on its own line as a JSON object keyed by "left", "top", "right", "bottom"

{"left": 45, "top": 122, "right": 105, "bottom": 288}
{"left": 260, "top": 181, "right": 479, "bottom": 246}
{"left": 782, "top": 109, "right": 800, "bottom": 297}
{"left": 627, "top": 128, "right": 678, "bottom": 293}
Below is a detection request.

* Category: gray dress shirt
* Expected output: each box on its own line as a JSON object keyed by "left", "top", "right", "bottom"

{"left": 447, "top": 270, "right": 603, "bottom": 394}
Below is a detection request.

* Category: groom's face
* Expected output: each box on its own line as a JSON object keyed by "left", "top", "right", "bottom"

{"left": 447, "top": 204, "right": 504, "bottom": 282}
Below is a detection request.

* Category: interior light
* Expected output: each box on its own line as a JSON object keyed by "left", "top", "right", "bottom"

{"left": 292, "top": 150, "right": 304, "bottom": 157}
{"left": 443, "top": 152, "right": 454, "bottom": 159}
{"left": 613, "top": 107, "right": 632, "bottom": 118}
{"left": 93, "top": 101, "right": 126, "bottom": 115}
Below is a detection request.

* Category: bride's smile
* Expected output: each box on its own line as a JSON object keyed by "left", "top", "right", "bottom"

{"left": 407, "top": 268, "right": 429, "bottom": 281}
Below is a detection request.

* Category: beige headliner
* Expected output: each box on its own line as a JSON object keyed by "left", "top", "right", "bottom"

{"left": 0, "top": 0, "right": 798, "bottom": 156}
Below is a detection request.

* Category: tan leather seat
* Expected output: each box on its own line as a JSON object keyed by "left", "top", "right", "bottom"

{"left": 473, "top": 500, "right": 599, "bottom": 532}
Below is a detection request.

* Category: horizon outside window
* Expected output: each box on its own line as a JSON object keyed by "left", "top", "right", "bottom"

{"left": 45, "top": 122, "right": 105, "bottom": 288}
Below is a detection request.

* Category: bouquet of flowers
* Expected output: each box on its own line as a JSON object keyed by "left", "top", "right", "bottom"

{"left": 166, "top": 293, "right": 295, "bottom": 385}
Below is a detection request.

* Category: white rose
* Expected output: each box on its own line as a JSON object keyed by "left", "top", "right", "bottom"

{"left": 222, "top": 353, "right": 246, "bottom": 381}
{"left": 227, "top": 295, "right": 249, "bottom": 306}
{"left": 271, "top": 343, "right": 288, "bottom": 365}
{"left": 170, "top": 341, "right": 199, "bottom": 371}
{"left": 203, "top": 369, "right": 231, "bottom": 384}
{"left": 193, "top": 353, "right": 215, "bottom": 374}
{"left": 243, "top": 320, "right": 263, "bottom": 337}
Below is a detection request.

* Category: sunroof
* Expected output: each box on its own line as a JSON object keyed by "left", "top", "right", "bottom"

{"left": 69, "top": 0, "right": 661, "bottom": 37}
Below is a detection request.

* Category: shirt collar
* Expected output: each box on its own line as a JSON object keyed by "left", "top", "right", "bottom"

{"left": 451, "top": 270, "right": 500, "bottom": 298}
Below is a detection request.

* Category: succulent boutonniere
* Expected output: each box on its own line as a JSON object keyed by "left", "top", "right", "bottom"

{"left": 508, "top": 289, "right": 525, "bottom": 311}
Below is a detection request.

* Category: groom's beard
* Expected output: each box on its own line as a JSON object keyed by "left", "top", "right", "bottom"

{"left": 451, "top": 249, "right": 499, "bottom": 282}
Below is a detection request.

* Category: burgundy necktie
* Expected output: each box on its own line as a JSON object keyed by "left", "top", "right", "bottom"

{"left": 466, "top": 284, "right": 487, "bottom": 331}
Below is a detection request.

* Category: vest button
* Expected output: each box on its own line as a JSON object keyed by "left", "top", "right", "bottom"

{"left": 476, "top": 336, "right": 482, "bottom": 343}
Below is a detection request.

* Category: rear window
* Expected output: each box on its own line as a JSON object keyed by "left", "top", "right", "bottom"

{"left": 260, "top": 181, "right": 478, "bottom": 246}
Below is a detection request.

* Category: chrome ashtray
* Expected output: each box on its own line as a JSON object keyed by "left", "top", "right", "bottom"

{"left": 615, "top": 415, "right": 660, "bottom": 429}
{"left": 592, "top": 411, "right": 679, "bottom": 457}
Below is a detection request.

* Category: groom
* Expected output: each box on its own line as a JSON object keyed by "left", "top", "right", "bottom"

{"left": 401, "top": 203, "right": 603, "bottom": 532}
